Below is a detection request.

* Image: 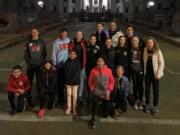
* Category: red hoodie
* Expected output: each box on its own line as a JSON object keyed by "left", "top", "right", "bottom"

{"left": 6, "top": 74, "right": 30, "bottom": 94}
{"left": 88, "top": 65, "right": 115, "bottom": 99}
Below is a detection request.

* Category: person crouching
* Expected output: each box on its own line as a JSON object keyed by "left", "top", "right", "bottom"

{"left": 112, "top": 66, "right": 130, "bottom": 118}
{"left": 88, "top": 56, "right": 115, "bottom": 129}
{"left": 6, "top": 65, "right": 30, "bottom": 115}
{"left": 38, "top": 60, "right": 57, "bottom": 118}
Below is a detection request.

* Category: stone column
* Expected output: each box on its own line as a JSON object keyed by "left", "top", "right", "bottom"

{"left": 89, "top": 0, "right": 92, "bottom": 12}
{"left": 172, "top": 0, "right": 180, "bottom": 34}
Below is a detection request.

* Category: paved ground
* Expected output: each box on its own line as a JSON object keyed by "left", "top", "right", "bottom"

{"left": 0, "top": 22, "right": 180, "bottom": 135}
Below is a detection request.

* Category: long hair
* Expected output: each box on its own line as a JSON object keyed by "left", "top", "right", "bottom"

{"left": 118, "top": 35, "right": 127, "bottom": 47}
{"left": 146, "top": 37, "right": 159, "bottom": 53}
{"left": 73, "top": 31, "right": 84, "bottom": 44}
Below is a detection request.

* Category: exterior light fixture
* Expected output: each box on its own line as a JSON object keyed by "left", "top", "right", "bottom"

{"left": 37, "top": 1, "right": 44, "bottom": 8}
{"left": 147, "top": 1, "right": 155, "bottom": 8}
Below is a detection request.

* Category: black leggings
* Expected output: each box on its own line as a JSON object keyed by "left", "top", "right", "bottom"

{"left": 91, "top": 95, "right": 112, "bottom": 120}
{"left": 57, "top": 67, "right": 65, "bottom": 105}
{"left": 114, "top": 97, "right": 128, "bottom": 112}
{"left": 131, "top": 70, "right": 144, "bottom": 101}
{"left": 8, "top": 92, "right": 26, "bottom": 112}
{"left": 39, "top": 93, "right": 56, "bottom": 109}
{"left": 145, "top": 75, "right": 159, "bottom": 106}
{"left": 27, "top": 66, "right": 42, "bottom": 105}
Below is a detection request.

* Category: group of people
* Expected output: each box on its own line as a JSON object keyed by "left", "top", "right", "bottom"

{"left": 6, "top": 21, "right": 165, "bottom": 129}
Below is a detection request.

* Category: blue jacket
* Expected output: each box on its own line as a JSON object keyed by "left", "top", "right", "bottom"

{"left": 114, "top": 76, "right": 130, "bottom": 97}
{"left": 51, "top": 37, "right": 70, "bottom": 66}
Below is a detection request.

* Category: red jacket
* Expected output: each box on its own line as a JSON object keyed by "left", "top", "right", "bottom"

{"left": 6, "top": 74, "right": 30, "bottom": 94}
{"left": 69, "top": 40, "right": 87, "bottom": 68}
{"left": 88, "top": 66, "right": 115, "bottom": 97}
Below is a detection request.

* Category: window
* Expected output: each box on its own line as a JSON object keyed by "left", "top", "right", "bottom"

{"left": 63, "top": 7, "right": 67, "bottom": 13}
{"left": 157, "top": 3, "right": 162, "bottom": 10}
{"left": 54, "top": 5, "right": 57, "bottom": 12}
{"left": 125, "top": 7, "right": 128, "bottom": 13}
{"left": 94, "top": 0, "right": 98, "bottom": 5}
{"left": 30, "top": 2, "right": 35, "bottom": 10}
{"left": 170, "top": 1, "right": 175, "bottom": 8}
{"left": 135, "top": 6, "right": 139, "bottom": 13}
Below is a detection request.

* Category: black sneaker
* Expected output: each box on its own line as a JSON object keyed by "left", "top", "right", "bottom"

{"left": 88, "top": 119, "right": 96, "bottom": 129}
{"left": 143, "top": 105, "right": 150, "bottom": 113}
{"left": 9, "top": 109, "right": 16, "bottom": 115}
{"left": 151, "top": 106, "right": 159, "bottom": 115}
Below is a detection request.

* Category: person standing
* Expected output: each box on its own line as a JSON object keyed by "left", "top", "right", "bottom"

{"left": 69, "top": 31, "right": 87, "bottom": 103}
{"left": 64, "top": 50, "right": 81, "bottom": 116}
{"left": 24, "top": 27, "right": 47, "bottom": 107}
{"left": 86, "top": 35, "right": 100, "bottom": 79}
{"left": 106, "top": 21, "right": 123, "bottom": 47}
{"left": 115, "top": 36, "right": 130, "bottom": 79}
{"left": 143, "top": 37, "right": 165, "bottom": 115}
{"left": 129, "top": 36, "right": 144, "bottom": 110}
{"left": 52, "top": 28, "right": 70, "bottom": 106}
{"left": 101, "top": 38, "right": 116, "bottom": 74}
{"left": 94, "top": 23, "right": 107, "bottom": 49}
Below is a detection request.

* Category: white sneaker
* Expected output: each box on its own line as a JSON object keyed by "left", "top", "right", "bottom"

{"left": 133, "top": 103, "right": 139, "bottom": 110}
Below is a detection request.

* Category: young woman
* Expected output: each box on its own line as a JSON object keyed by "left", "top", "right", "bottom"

{"left": 69, "top": 31, "right": 87, "bottom": 102}
{"left": 143, "top": 37, "right": 165, "bottom": 115}
{"left": 86, "top": 35, "right": 100, "bottom": 79}
{"left": 101, "top": 38, "right": 116, "bottom": 75}
{"left": 129, "top": 36, "right": 144, "bottom": 110}
{"left": 115, "top": 35, "right": 130, "bottom": 79}
{"left": 64, "top": 50, "right": 81, "bottom": 116}
{"left": 88, "top": 56, "right": 115, "bottom": 129}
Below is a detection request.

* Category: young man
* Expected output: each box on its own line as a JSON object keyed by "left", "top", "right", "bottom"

{"left": 94, "top": 23, "right": 107, "bottom": 49}
{"left": 24, "top": 27, "right": 47, "bottom": 107}
{"left": 125, "top": 25, "right": 145, "bottom": 50}
{"left": 106, "top": 21, "right": 123, "bottom": 47}
{"left": 52, "top": 28, "right": 70, "bottom": 107}
{"left": 6, "top": 65, "right": 30, "bottom": 115}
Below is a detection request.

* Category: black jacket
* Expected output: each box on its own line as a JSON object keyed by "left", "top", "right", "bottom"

{"left": 86, "top": 44, "right": 100, "bottom": 70}
{"left": 24, "top": 39, "right": 47, "bottom": 67}
{"left": 40, "top": 69, "right": 57, "bottom": 94}
{"left": 64, "top": 58, "right": 81, "bottom": 85}
{"left": 94, "top": 31, "right": 107, "bottom": 49}
{"left": 115, "top": 46, "right": 129, "bottom": 69}
{"left": 125, "top": 34, "right": 146, "bottom": 50}
{"left": 129, "top": 47, "right": 144, "bottom": 72}
{"left": 101, "top": 47, "right": 116, "bottom": 73}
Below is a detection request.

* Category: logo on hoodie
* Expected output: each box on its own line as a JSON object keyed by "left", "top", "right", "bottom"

{"left": 18, "top": 81, "right": 24, "bottom": 86}
{"left": 31, "top": 45, "right": 40, "bottom": 52}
